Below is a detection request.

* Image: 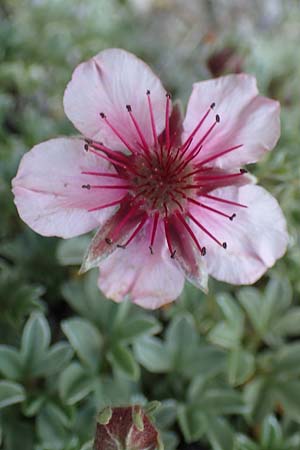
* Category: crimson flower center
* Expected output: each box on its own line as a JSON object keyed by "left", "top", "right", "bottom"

{"left": 81, "top": 92, "right": 247, "bottom": 257}
{"left": 128, "top": 148, "right": 195, "bottom": 216}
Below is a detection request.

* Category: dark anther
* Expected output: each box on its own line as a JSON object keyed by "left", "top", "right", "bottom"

{"left": 117, "top": 244, "right": 126, "bottom": 249}
{"left": 216, "top": 114, "right": 220, "bottom": 123}
{"left": 240, "top": 168, "right": 248, "bottom": 174}
{"left": 166, "top": 92, "right": 171, "bottom": 98}
{"left": 170, "top": 250, "right": 176, "bottom": 258}
{"left": 229, "top": 213, "right": 236, "bottom": 221}
{"left": 105, "top": 238, "right": 112, "bottom": 245}
{"left": 210, "top": 102, "right": 216, "bottom": 109}
{"left": 100, "top": 112, "right": 106, "bottom": 118}
{"left": 149, "top": 246, "right": 153, "bottom": 255}
{"left": 84, "top": 144, "right": 89, "bottom": 151}
{"left": 126, "top": 104, "right": 132, "bottom": 112}
{"left": 222, "top": 242, "right": 227, "bottom": 249}
{"left": 82, "top": 184, "right": 91, "bottom": 190}
{"left": 201, "top": 247, "right": 207, "bottom": 256}
{"left": 146, "top": 89, "right": 150, "bottom": 95}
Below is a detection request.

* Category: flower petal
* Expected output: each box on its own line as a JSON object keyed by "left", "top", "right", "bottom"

{"left": 80, "top": 197, "right": 145, "bottom": 273}
{"left": 98, "top": 222, "right": 185, "bottom": 309}
{"left": 167, "top": 214, "right": 208, "bottom": 293}
{"left": 64, "top": 48, "right": 167, "bottom": 150}
{"left": 183, "top": 74, "right": 280, "bottom": 169}
{"left": 12, "top": 137, "right": 125, "bottom": 238}
{"left": 159, "top": 100, "right": 183, "bottom": 148}
{"left": 189, "top": 185, "right": 288, "bottom": 284}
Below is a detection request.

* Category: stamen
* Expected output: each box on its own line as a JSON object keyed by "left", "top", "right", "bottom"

{"left": 187, "top": 197, "right": 236, "bottom": 220}
{"left": 109, "top": 203, "right": 141, "bottom": 242}
{"left": 164, "top": 217, "right": 176, "bottom": 258}
{"left": 196, "top": 144, "right": 243, "bottom": 167}
{"left": 82, "top": 184, "right": 132, "bottom": 190}
{"left": 174, "top": 144, "right": 203, "bottom": 175}
{"left": 165, "top": 93, "right": 171, "bottom": 152}
{"left": 180, "top": 104, "right": 214, "bottom": 153}
{"left": 88, "top": 198, "right": 124, "bottom": 212}
{"left": 81, "top": 171, "right": 126, "bottom": 179}
{"left": 169, "top": 193, "right": 184, "bottom": 212}
{"left": 188, "top": 114, "right": 220, "bottom": 154}
{"left": 100, "top": 112, "right": 135, "bottom": 154}
{"left": 126, "top": 105, "right": 151, "bottom": 157}
{"left": 149, "top": 212, "right": 159, "bottom": 254}
{"left": 176, "top": 212, "right": 203, "bottom": 253}
{"left": 86, "top": 147, "right": 128, "bottom": 170}
{"left": 201, "top": 194, "right": 247, "bottom": 208}
{"left": 146, "top": 90, "right": 158, "bottom": 148}
{"left": 87, "top": 140, "right": 128, "bottom": 162}
{"left": 187, "top": 212, "right": 227, "bottom": 249}
{"left": 118, "top": 214, "right": 148, "bottom": 248}
{"left": 182, "top": 169, "right": 248, "bottom": 183}
{"left": 193, "top": 171, "right": 248, "bottom": 182}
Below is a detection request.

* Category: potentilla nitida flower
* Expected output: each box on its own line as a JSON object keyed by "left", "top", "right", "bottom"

{"left": 12, "top": 49, "right": 288, "bottom": 309}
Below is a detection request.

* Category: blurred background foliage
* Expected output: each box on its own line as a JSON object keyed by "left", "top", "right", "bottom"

{"left": 1, "top": 0, "right": 300, "bottom": 449}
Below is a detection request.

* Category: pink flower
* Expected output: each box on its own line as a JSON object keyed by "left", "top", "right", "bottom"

{"left": 12, "top": 49, "right": 288, "bottom": 309}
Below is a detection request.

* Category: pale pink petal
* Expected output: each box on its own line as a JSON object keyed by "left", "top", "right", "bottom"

{"left": 98, "top": 222, "right": 185, "bottom": 309}
{"left": 189, "top": 185, "right": 288, "bottom": 284}
{"left": 12, "top": 137, "right": 126, "bottom": 238}
{"left": 64, "top": 48, "right": 168, "bottom": 150}
{"left": 183, "top": 74, "right": 280, "bottom": 169}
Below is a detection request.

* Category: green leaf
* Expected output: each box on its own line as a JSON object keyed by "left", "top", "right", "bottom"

{"left": 275, "top": 380, "right": 300, "bottom": 421}
{"left": 208, "top": 294, "right": 245, "bottom": 349}
{"left": 205, "top": 415, "right": 235, "bottom": 450}
{"left": 59, "top": 362, "right": 93, "bottom": 405}
{"left": 186, "top": 345, "right": 226, "bottom": 379}
{"left": 264, "top": 278, "right": 292, "bottom": 316}
{"left": 273, "top": 308, "right": 300, "bottom": 337}
{"left": 177, "top": 404, "right": 206, "bottom": 442}
{"left": 114, "top": 315, "right": 161, "bottom": 342}
{"left": 108, "top": 343, "right": 140, "bottom": 380}
{"left": 198, "top": 388, "right": 246, "bottom": 415}
{"left": 272, "top": 343, "right": 300, "bottom": 377}
{"left": 260, "top": 415, "right": 283, "bottom": 449}
{"left": 235, "top": 434, "right": 258, "bottom": 450}
{"left": 0, "top": 380, "right": 25, "bottom": 409}
{"left": 165, "top": 314, "right": 198, "bottom": 369}
{"left": 134, "top": 336, "right": 171, "bottom": 373}
{"left": 154, "top": 400, "right": 177, "bottom": 429}
{"left": 244, "top": 377, "right": 275, "bottom": 423}
{"left": 57, "top": 235, "right": 90, "bottom": 265}
{"left": 208, "top": 322, "right": 241, "bottom": 349}
{"left": 62, "top": 272, "right": 115, "bottom": 331}
{"left": 20, "top": 312, "right": 51, "bottom": 374}
{"left": 80, "top": 442, "right": 93, "bottom": 450}
{"left": 0, "top": 345, "right": 22, "bottom": 380}
{"left": 22, "top": 395, "right": 45, "bottom": 417}
{"left": 42, "top": 342, "right": 74, "bottom": 376}
{"left": 237, "top": 287, "right": 263, "bottom": 333}
{"left": 216, "top": 293, "right": 244, "bottom": 325}
{"left": 36, "top": 403, "right": 69, "bottom": 448}
{"left": 160, "top": 431, "right": 178, "bottom": 450}
{"left": 228, "top": 348, "right": 255, "bottom": 386}
{"left": 62, "top": 317, "right": 102, "bottom": 372}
